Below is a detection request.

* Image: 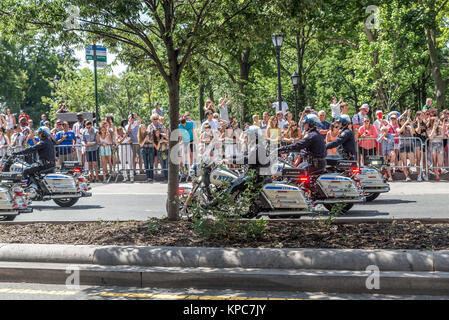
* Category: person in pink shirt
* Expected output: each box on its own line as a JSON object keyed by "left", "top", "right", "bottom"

{"left": 388, "top": 114, "right": 400, "bottom": 168}
{"left": 358, "top": 116, "right": 378, "bottom": 166}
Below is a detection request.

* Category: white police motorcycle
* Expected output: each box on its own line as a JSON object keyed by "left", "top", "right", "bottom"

{"left": 174, "top": 150, "right": 364, "bottom": 219}
{"left": 0, "top": 152, "right": 91, "bottom": 208}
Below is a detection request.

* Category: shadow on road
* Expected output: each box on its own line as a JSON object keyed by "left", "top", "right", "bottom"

{"left": 277, "top": 209, "right": 390, "bottom": 220}
{"left": 31, "top": 205, "right": 103, "bottom": 211}
{"left": 361, "top": 199, "right": 416, "bottom": 205}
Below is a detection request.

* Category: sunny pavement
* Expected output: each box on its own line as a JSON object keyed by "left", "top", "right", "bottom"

{"left": 3, "top": 181, "right": 449, "bottom": 223}
{"left": 0, "top": 282, "right": 447, "bottom": 300}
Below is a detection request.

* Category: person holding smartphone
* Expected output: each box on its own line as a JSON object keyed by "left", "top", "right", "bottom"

{"left": 55, "top": 121, "right": 76, "bottom": 165}
{"left": 428, "top": 116, "right": 445, "bottom": 181}
{"left": 218, "top": 92, "right": 232, "bottom": 123}
{"left": 396, "top": 111, "right": 415, "bottom": 181}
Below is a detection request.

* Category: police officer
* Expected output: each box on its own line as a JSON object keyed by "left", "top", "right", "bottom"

{"left": 278, "top": 114, "right": 327, "bottom": 175}
{"left": 325, "top": 114, "right": 357, "bottom": 160}
{"left": 13, "top": 126, "right": 56, "bottom": 177}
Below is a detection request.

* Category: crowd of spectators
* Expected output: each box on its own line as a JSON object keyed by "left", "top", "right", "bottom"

{"left": 177, "top": 95, "right": 449, "bottom": 182}
{"left": 1, "top": 103, "right": 170, "bottom": 184}
{"left": 2, "top": 95, "right": 448, "bottom": 183}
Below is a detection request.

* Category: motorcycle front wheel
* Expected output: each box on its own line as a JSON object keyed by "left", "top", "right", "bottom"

{"left": 323, "top": 203, "right": 354, "bottom": 214}
{"left": 53, "top": 198, "right": 79, "bottom": 207}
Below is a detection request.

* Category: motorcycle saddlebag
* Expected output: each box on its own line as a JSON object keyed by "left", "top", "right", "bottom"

{"left": 316, "top": 173, "right": 360, "bottom": 199}
{"left": 43, "top": 174, "right": 78, "bottom": 194}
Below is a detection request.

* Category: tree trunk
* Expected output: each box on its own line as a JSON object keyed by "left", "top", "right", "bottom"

{"left": 198, "top": 76, "right": 205, "bottom": 121}
{"left": 424, "top": 26, "right": 447, "bottom": 111}
{"left": 167, "top": 77, "right": 180, "bottom": 221}
{"left": 364, "top": 27, "right": 386, "bottom": 110}
{"left": 207, "top": 78, "right": 214, "bottom": 103}
{"left": 419, "top": 0, "right": 447, "bottom": 111}
{"left": 295, "top": 34, "right": 307, "bottom": 114}
{"left": 238, "top": 48, "right": 251, "bottom": 123}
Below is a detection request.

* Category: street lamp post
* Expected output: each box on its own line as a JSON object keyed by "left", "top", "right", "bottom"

{"left": 291, "top": 72, "right": 299, "bottom": 122}
{"left": 271, "top": 34, "right": 283, "bottom": 113}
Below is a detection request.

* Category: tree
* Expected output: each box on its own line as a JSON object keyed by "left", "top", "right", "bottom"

{"left": 418, "top": 0, "right": 449, "bottom": 111}
{"left": 0, "top": 0, "right": 253, "bottom": 220}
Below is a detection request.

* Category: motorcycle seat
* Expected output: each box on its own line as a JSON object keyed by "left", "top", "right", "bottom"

{"left": 326, "top": 156, "right": 357, "bottom": 169}
{"left": 39, "top": 167, "right": 56, "bottom": 175}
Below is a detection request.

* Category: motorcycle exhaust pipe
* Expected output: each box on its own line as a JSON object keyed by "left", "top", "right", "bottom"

{"left": 313, "top": 197, "right": 365, "bottom": 205}
{"left": 43, "top": 194, "right": 82, "bottom": 200}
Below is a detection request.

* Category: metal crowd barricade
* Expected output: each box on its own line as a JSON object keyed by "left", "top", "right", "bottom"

{"left": 113, "top": 143, "right": 169, "bottom": 182}
{"left": 424, "top": 138, "right": 449, "bottom": 178}
{"left": 356, "top": 137, "right": 381, "bottom": 166}
{"left": 357, "top": 137, "right": 425, "bottom": 176}
{"left": 53, "top": 143, "right": 169, "bottom": 182}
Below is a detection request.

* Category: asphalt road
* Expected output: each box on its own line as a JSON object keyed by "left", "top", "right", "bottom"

{"left": 0, "top": 282, "right": 446, "bottom": 300}
{"left": 2, "top": 182, "right": 449, "bottom": 223}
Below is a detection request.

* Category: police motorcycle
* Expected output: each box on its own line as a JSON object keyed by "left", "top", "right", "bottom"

{"left": 321, "top": 114, "right": 390, "bottom": 202}
{"left": 175, "top": 124, "right": 364, "bottom": 218}
{"left": 0, "top": 171, "right": 32, "bottom": 221}
{"left": 325, "top": 154, "right": 390, "bottom": 202}
{"left": 1, "top": 153, "right": 92, "bottom": 207}
{"left": 173, "top": 151, "right": 319, "bottom": 219}
{"left": 1, "top": 132, "right": 92, "bottom": 208}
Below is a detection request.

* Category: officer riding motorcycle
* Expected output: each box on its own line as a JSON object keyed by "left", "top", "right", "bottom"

{"left": 325, "top": 114, "right": 357, "bottom": 161}
{"left": 13, "top": 126, "right": 56, "bottom": 176}
{"left": 324, "top": 114, "right": 390, "bottom": 202}
{"left": 278, "top": 114, "right": 327, "bottom": 175}
{"left": 3, "top": 126, "right": 92, "bottom": 207}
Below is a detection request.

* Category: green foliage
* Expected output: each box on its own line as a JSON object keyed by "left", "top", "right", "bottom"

{"left": 146, "top": 220, "right": 160, "bottom": 233}
{"left": 0, "top": 34, "right": 67, "bottom": 121}
{"left": 0, "top": 0, "right": 447, "bottom": 123}
{"left": 191, "top": 169, "right": 268, "bottom": 241}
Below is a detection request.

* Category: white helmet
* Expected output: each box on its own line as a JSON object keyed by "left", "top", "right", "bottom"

{"left": 37, "top": 126, "right": 51, "bottom": 137}
{"left": 302, "top": 114, "right": 321, "bottom": 127}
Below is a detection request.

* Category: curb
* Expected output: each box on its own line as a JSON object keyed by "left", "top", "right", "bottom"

{"left": 0, "top": 243, "right": 448, "bottom": 272}
{"left": 1, "top": 244, "right": 449, "bottom": 295}
{"left": 1, "top": 262, "right": 449, "bottom": 295}
{"left": 4, "top": 218, "right": 449, "bottom": 225}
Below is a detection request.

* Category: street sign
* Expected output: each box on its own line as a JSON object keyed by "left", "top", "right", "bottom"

{"left": 85, "top": 45, "right": 107, "bottom": 62}
{"left": 96, "top": 61, "right": 106, "bottom": 69}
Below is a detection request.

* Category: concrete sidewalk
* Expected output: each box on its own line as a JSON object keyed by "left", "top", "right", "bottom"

{"left": 0, "top": 244, "right": 449, "bottom": 295}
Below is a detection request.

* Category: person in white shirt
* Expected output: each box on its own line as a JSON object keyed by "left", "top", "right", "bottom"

{"left": 373, "top": 110, "right": 388, "bottom": 132}
{"left": 276, "top": 111, "right": 288, "bottom": 130}
{"left": 11, "top": 125, "right": 25, "bottom": 152}
{"left": 151, "top": 102, "right": 165, "bottom": 117}
{"left": 260, "top": 112, "right": 270, "bottom": 130}
{"left": 201, "top": 111, "right": 220, "bottom": 132}
{"left": 218, "top": 92, "right": 232, "bottom": 123}
{"left": 330, "top": 97, "right": 344, "bottom": 121}
{"left": 72, "top": 112, "right": 85, "bottom": 164}
{"left": 268, "top": 96, "right": 289, "bottom": 115}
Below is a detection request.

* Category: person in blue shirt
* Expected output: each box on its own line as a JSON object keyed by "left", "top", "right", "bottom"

{"left": 377, "top": 126, "right": 395, "bottom": 181}
{"left": 25, "top": 128, "right": 39, "bottom": 162}
{"left": 55, "top": 121, "right": 76, "bottom": 164}
{"left": 317, "top": 110, "right": 331, "bottom": 139}
{"left": 40, "top": 114, "right": 47, "bottom": 127}
{"left": 179, "top": 116, "right": 196, "bottom": 168}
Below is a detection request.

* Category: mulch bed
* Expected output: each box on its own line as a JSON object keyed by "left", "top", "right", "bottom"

{"left": 0, "top": 219, "right": 448, "bottom": 250}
